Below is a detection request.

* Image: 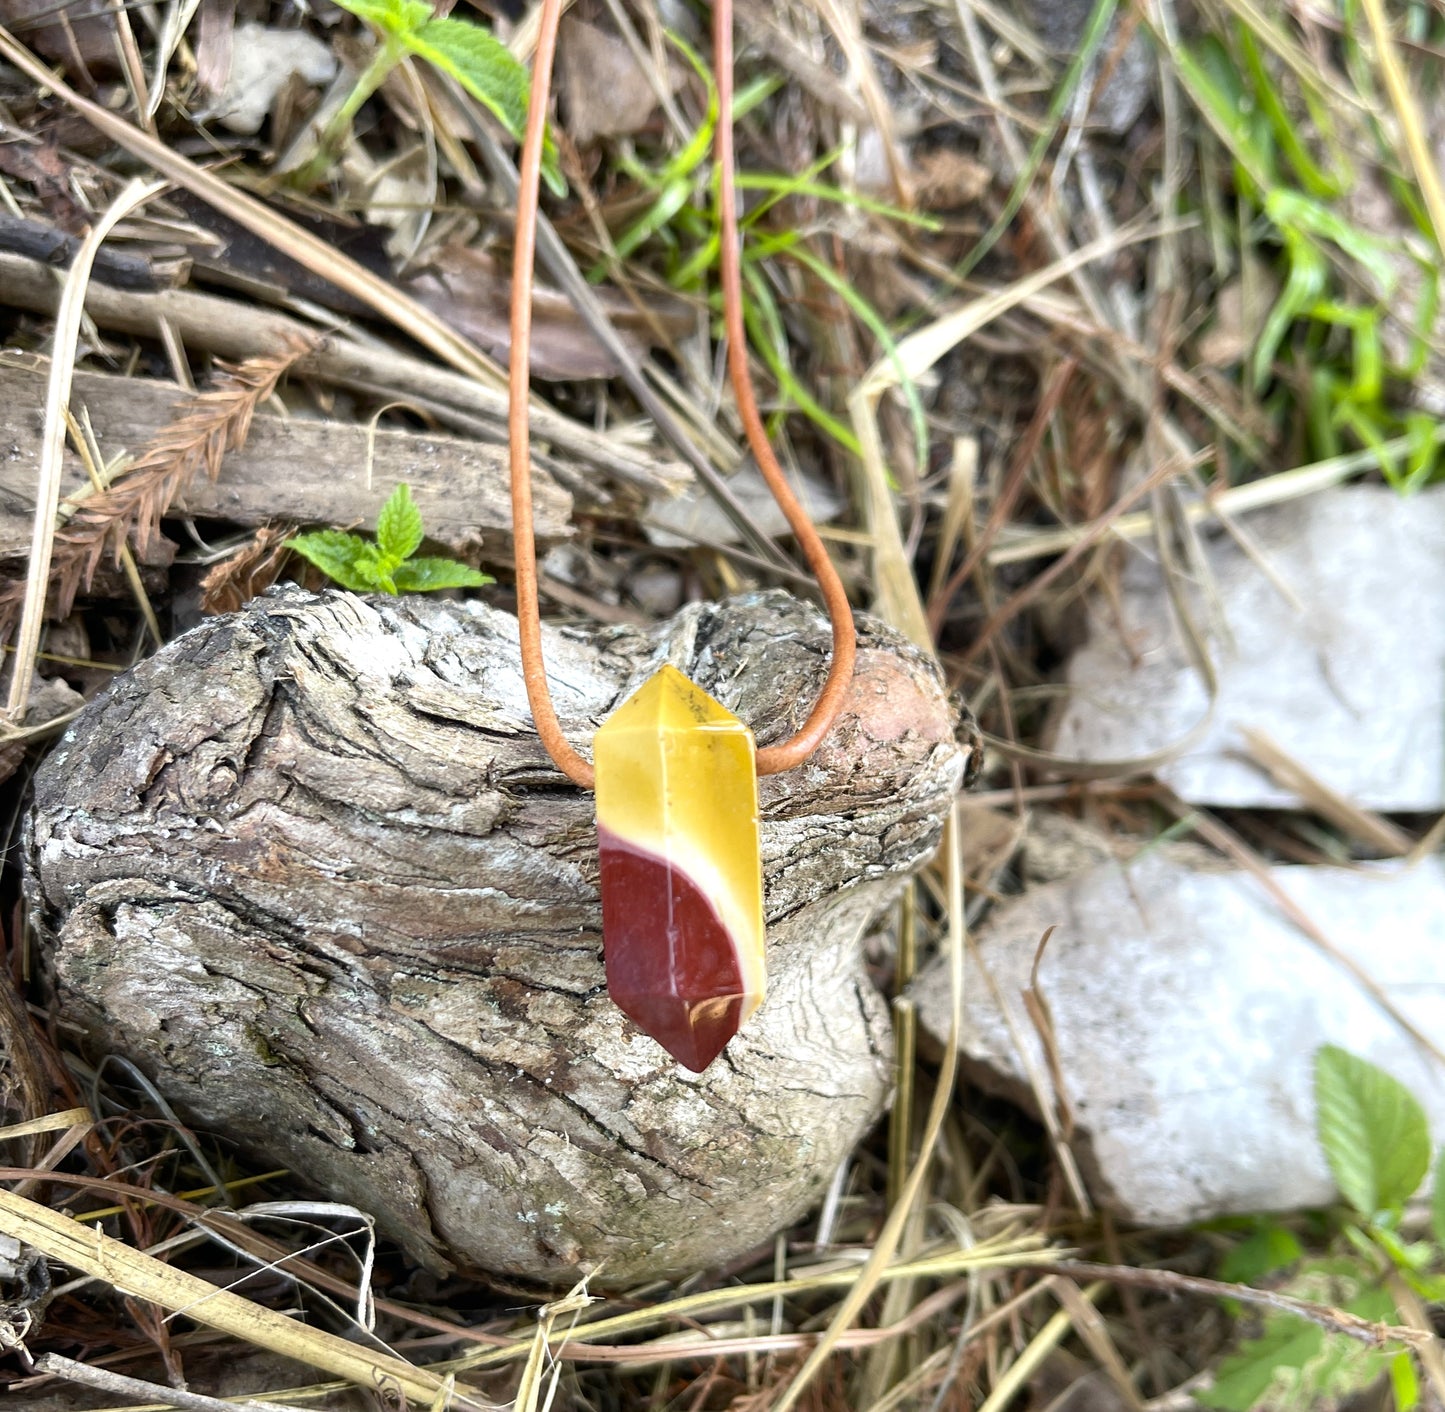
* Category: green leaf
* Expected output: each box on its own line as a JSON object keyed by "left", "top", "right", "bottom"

{"left": 1433, "top": 1148, "right": 1445, "bottom": 1249}
{"left": 1315, "top": 1045, "right": 1431, "bottom": 1219}
{"left": 288, "top": 530, "right": 379, "bottom": 592}
{"left": 1218, "top": 1225, "right": 1304, "bottom": 1288}
{"left": 391, "top": 557, "right": 492, "bottom": 592}
{"left": 1196, "top": 1311, "right": 1323, "bottom": 1410}
{"left": 330, "top": 0, "right": 431, "bottom": 40}
{"left": 1392, "top": 1350, "right": 1422, "bottom": 1412}
{"left": 406, "top": 19, "right": 564, "bottom": 194}
{"left": 1198, "top": 1262, "right": 1395, "bottom": 1411}
{"left": 375, "top": 483, "right": 425, "bottom": 565}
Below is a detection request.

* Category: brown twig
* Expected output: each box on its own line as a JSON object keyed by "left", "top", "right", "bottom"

{"left": 926, "top": 356, "right": 1078, "bottom": 639}
{"left": 33, "top": 1354, "right": 299, "bottom": 1412}
{"left": 1042, "top": 1260, "right": 1431, "bottom": 1351}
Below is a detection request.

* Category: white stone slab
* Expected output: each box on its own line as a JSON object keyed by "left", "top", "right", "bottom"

{"left": 915, "top": 852, "right": 1445, "bottom": 1224}
{"left": 1051, "top": 485, "right": 1445, "bottom": 809}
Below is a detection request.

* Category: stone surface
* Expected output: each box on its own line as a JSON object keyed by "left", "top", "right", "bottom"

{"left": 1024, "top": 0, "right": 1154, "bottom": 133}
{"left": 595, "top": 666, "right": 765, "bottom": 1072}
{"left": 913, "top": 850, "right": 1445, "bottom": 1224}
{"left": 201, "top": 23, "right": 336, "bottom": 135}
{"left": 645, "top": 461, "right": 844, "bottom": 549}
{"left": 1051, "top": 485, "right": 1445, "bottom": 810}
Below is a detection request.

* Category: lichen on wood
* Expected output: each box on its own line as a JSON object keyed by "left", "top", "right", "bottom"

{"left": 26, "top": 587, "right": 968, "bottom": 1283}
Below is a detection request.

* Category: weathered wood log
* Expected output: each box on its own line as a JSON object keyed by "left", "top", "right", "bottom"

{"left": 0, "top": 355, "right": 572, "bottom": 558}
{"left": 26, "top": 588, "right": 968, "bottom": 1283}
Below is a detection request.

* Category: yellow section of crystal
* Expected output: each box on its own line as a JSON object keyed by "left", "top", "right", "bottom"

{"left": 593, "top": 664, "right": 766, "bottom": 1012}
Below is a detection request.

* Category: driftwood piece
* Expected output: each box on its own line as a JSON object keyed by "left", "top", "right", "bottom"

{"left": 0, "top": 356, "right": 571, "bottom": 558}
{"left": 27, "top": 588, "right": 968, "bottom": 1283}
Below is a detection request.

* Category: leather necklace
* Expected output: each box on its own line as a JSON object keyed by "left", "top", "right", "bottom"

{"left": 507, "top": 0, "right": 857, "bottom": 1072}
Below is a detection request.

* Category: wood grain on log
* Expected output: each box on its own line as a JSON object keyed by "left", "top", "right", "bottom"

{"left": 27, "top": 589, "right": 968, "bottom": 1283}
{"left": 0, "top": 356, "right": 572, "bottom": 558}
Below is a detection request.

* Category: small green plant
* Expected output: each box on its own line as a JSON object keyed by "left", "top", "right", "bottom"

{"left": 1200, "top": 1045, "right": 1445, "bottom": 1411}
{"left": 1176, "top": 24, "right": 1442, "bottom": 491}
{"left": 303, "top": 0, "right": 562, "bottom": 193}
{"left": 289, "top": 483, "right": 492, "bottom": 595}
{"left": 592, "top": 32, "right": 936, "bottom": 468}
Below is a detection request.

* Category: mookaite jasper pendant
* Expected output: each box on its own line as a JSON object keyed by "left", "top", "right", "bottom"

{"left": 593, "top": 665, "right": 766, "bottom": 1072}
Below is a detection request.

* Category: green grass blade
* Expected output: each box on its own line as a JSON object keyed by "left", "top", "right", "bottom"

{"left": 957, "top": 0, "right": 1118, "bottom": 279}
{"left": 756, "top": 234, "right": 928, "bottom": 477}
{"left": 741, "top": 265, "right": 860, "bottom": 454}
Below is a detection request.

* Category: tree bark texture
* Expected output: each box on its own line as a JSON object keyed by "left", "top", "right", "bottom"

{"left": 27, "top": 588, "right": 968, "bottom": 1283}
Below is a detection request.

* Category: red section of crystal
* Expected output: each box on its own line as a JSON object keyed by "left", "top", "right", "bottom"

{"left": 598, "top": 826, "right": 746, "bottom": 1072}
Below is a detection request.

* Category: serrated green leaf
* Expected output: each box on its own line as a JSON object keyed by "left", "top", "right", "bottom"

{"left": 1315, "top": 1045, "right": 1431, "bottom": 1218}
{"left": 406, "top": 18, "right": 564, "bottom": 195}
{"left": 1197, "top": 1313, "right": 1323, "bottom": 1410}
{"left": 391, "top": 557, "right": 492, "bottom": 592}
{"left": 409, "top": 19, "right": 523, "bottom": 130}
{"left": 288, "top": 530, "right": 378, "bottom": 592}
{"left": 1199, "top": 1262, "right": 1396, "bottom": 1412}
{"left": 376, "top": 483, "right": 424, "bottom": 565}
{"left": 1433, "top": 1148, "right": 1445, "bottom": 1250}
{"left": 330, "top": 0, "right": 430, "bottom": 39}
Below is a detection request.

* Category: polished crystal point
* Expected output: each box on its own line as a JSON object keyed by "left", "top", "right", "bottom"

{"left": 594, "top": 665, "right": 765, "bottom": 1071}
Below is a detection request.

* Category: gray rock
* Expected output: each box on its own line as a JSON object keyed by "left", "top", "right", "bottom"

{"left": 914, "top": 851, "right": 1445, "bottom": 1224}
{"left": 645, "top": 461, "right": 843, "bottom": 550}
{"left": 1051, "top": 485, "right": 1445, "bottom": 810}
{"left": 200, "top": 23, "right": 336, "bottom": 136}
{"left": 1025, "top": 0, "right": 1154, "bottom": 134}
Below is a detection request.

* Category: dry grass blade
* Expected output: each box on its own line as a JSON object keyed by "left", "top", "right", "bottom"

{"left": 1021, "top": 928, "right": 1091, "bottom": 1216}
{"left": 809, "top": 0, "right": 910, "bottom": 204}
{"left": 985, "top": 433, "right": 1440, "bottom": 564}
{"left": 848, "top": 221, "right": 1169, "bottom": 649}
{"left": 0, "top": 24, "right": 506, "bottom": 393}
{"left": 0, "top": 1108, "right": 90, "bottom": 1142}
{"left": 1050, "top": 1279, "right": 1145, "bottom": 1411}
{"left": 0, "top": 338, "right": 313, "bottom": 638}
{"left": 6, "top": 176, "right": 166, "bottom": 724}
{"left": 454, "top": 1231, "right": 1053, "bottom": 1370}
{"left": 1163, "top": 796, "right": 1445, "bottom": 1070}
{"left": 1239, "top": 728, "right": 1416, "bottom": 857}
{"left": 1354, "top": 0, "right": 1445, "bottom": 250}
{"left": 0, "top": 1186, "right": 497, "bottom": 1409}
{"left": 976, "top": 1281, "right": 1105, "bottom": 1412}
{"left": 769, "top": 801, "right": 967, "bottom": 1412}
{"left": 513, "top": 1281, "right": 594, "bottom": 1412}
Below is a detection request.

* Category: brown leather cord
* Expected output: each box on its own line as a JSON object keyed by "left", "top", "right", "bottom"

{"left": 510, "top": 0, "right": 594, "bottom": 788}
{"left": 711, "top": 0, "right": 856, "bottom": 773}
{"left": 509, "top": 0, "right": 857, "bottom": 788}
